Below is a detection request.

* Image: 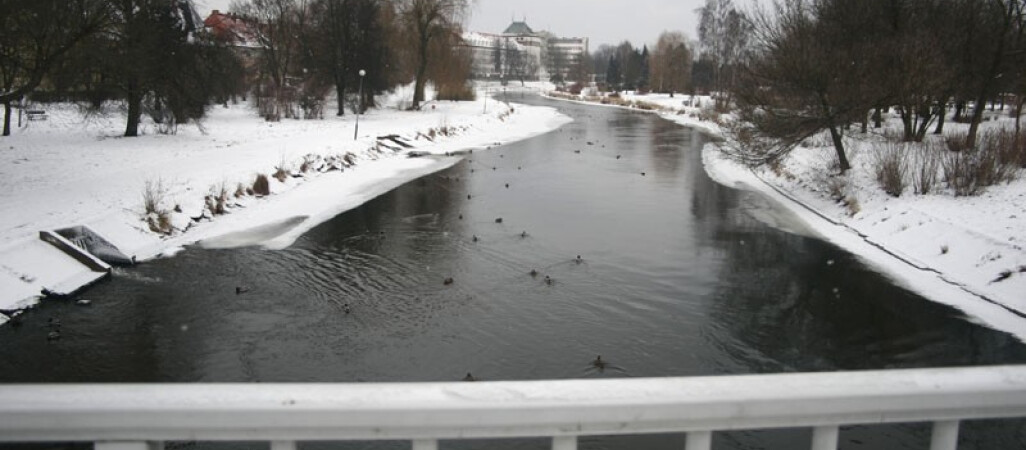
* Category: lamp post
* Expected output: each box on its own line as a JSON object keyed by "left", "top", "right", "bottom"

{"left": 354, "top": 69, "right": 366, "bottom": 141}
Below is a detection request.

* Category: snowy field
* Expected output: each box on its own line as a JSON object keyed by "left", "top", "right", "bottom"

{"left": 547, "top": 91, "right": 1026, "bottom": 340}
{"left": 0, "top": 85, "right": 571, "bottom": 316}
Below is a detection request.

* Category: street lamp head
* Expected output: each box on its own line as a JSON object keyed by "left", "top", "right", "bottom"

{"left": 359, "top": 69, "right": 366, "bottom": 77}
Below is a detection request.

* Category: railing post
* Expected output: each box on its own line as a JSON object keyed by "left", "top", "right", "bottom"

{"left": 96, "top": 442, "right": 163, "bottom": 450}
{"left": 270, "top": 441, "right": 296, "bottom": 450}
{"left": 552, "top": 436, "right": 577, "bottom": 450}
{"left": 412, "top": 439, "right": 438, "bottom": 450}
{"left": 686, "top": 431, "right": 712, "bottom": 450}
{"left": 930, "top": 421, "right": 960, "bottom": 450}
{"left": 811, "top": 426, "right": 839, "bottom": 450}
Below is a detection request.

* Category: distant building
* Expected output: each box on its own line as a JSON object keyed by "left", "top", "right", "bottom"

{"left": 547, "top": 36, "right": 589, "bottom": 81}
{"left": 203, "top": 10, "right": 259, "bottom": 49}
{"left": 203, "top": 10, "right": 261, "bottom": 67}
{"left": 461, "top": 19, "right": 588, "bottom": 83}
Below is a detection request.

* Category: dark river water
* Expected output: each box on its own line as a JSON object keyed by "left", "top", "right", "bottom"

{"left": 3, "top": 96, "right": 1026, "bottom": 450}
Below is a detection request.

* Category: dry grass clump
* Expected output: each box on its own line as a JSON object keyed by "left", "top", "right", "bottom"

{"left": 205, "top": 182, "right": 230, "bottom": 216}
{"left": 142, "top": 179, "right": 173, "bottom": 235}
{"left": 820, "top": 174, "right": 860, "bottom": 217}
{"left": 252, "top": 174, "right": 271, "bottom": 196}
{"left": 273, "top": 157, "right": 290, "bottom": 182}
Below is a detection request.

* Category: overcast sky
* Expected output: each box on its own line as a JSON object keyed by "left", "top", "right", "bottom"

{"left": 196, "top": 0, "right": 724, "bottom": 49}
{"left": 468, "top": 0, "right": 709, "bottom": 49}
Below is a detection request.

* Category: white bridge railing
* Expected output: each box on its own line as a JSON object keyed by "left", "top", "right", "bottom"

{"left": 3, "top": 365, "right": 1026, "bottom": 450}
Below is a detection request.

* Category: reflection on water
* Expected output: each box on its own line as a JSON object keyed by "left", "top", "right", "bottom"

{"left": 1, "top": 97, "right": 1025, "bottom": 449}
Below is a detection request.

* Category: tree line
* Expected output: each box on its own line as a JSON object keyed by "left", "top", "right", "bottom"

{"left": 587, "top": 0, "right": 746, "bottom": 100}
{"left": 731, "top": 0, "right": 1026, "bottom": 172}
{"left": 0, "top": 0, "right": 473, "bottom": 138}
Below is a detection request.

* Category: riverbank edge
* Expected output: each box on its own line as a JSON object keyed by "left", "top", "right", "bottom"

{"left": 542, "top": 91, "right": 1026, "bottom": 341}
{"left": 0, "top": 100, "right": 572, "bottom": 324}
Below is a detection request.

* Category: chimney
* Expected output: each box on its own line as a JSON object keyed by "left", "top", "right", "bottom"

{"left": 212, "top": 9, "right": 220, "bottom": 15}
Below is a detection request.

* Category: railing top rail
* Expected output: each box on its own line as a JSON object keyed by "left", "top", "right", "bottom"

{"left": 2, "top": 365, "right": 1026, "bottom": 442}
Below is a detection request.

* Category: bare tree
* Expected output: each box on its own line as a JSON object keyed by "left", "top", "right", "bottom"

{"left": 233, "top": 0, "right": 308, "bottom": 121}
{"left": 959, "top": 0, "right": 1025, "bottom": 147}
{"left": 729, "top": 0, "right": 885, "bottom": 173}
{"left": 395, "top": 0, "right": 469, "bottom": 109}
{"left": 97, "top": 0, "right": 226, "bottom": 136}
{"left": 306, "top": 0, "right": 390, "bottom": 116}
{"left": 650, "top": 31, "right": 692, "bottom": 97}
{"left": 506, "top": 46, "right": 538, "bottom": 86}
{"left": 697, "top": 0, "right": 751, "bottom": 107}
{"left": 429, "top": 30, "right": 474, "bottom": 101}
{"left": 0, "top": 0, "right": 107, "bottom": 136}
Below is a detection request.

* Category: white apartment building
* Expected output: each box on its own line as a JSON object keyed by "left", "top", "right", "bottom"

{"left": 461, "top": 20, "right": 588, "bottom": 82}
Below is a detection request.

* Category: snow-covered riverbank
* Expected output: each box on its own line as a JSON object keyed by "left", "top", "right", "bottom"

{"left": 546, "top": 91, "right": 1026, "bottom": 340}
{"left": 0, "top": 87, "right": 571, "bottom": 317}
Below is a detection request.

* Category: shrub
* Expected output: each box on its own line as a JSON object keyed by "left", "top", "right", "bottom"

{"left": 909, "top": 142, "right": 942, "bottom": 195}
{"left": 825, "top": 175, "right": 848, "bottom": 201}
{"left": 993, "top": 128, "right": 1026, "bottom": 168}
{"left": 253, "top": 174, "right": 270, "bottom": 196}
{"left": 873, "top": 143, "right": 908, "bottom": 197}
{"left": 943, "top": 129, "right": 1020, "bottom": 196}
{"left": 944, "top": 131, "right": 972, "bottom": 153}
{"left": 436, "top": 82, "right": 476, "bottom": 101}
{"left": 698, "top": 107, "right": 721, "bottom": 124}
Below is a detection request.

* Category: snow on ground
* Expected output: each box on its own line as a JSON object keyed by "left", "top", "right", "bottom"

{"left": 543, "top": 90, "right": 722, "bottom": 136}
{"left": 546, "top": 90, "right": 1026, "bottom": 339}
{"left": 0, "top": 84, "right": 571, "bottom": 312}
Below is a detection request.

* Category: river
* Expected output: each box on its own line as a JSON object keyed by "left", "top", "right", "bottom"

{"left": 2, "top": 96, "right": 1025, "bottom": 450}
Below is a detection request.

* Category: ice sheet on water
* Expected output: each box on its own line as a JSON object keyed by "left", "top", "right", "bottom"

{"left": 198, "top": 216, "right": 310, "bottom": 250}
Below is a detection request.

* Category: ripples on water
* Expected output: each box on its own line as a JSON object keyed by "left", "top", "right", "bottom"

{"left": 2, "top": 97, "right": 1025, "bottom": 450}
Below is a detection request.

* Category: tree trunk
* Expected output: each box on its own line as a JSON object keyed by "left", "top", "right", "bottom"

{"left": 873, "top": 108, "right": 882, "bottom": 128}
{"left": 912, "top": 104, "right": 934, "bottom": 142}
{"left": 125, "top": 83, "right": 142, "bottom": 137}
{"left": 900, "top": 107, "right": 914, "bottom": 141}
{"left": 335, "top": 75, "right": 346, "bottom": 116}
{"left": 861, "top": 110, "right": 868, "bottom": 134}
{"left": 967, "top": 97, "right": 987, "bottom": 148}
{"left": 412, "top": 34, "right": 429, "bottom": 110}
{"left": 828, "top": 124, "right": 851, "bottom": 173}
{"left": 953, "top": 101, "right": 965, "bottom": 122}
{"left": 2, "top": 101, "right": 11, "bottom": 137}
{"left": 1015, "top": 97, "right": 1024, "bottom": 154}
{"left": 934, "top": 103, "right": 946, "bottom": 135}
{"left": 413, "top": 63, "right": 427, "bottom": 110}
{"left": 967, "top": 4, "right": 1013, "bottom": 148}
